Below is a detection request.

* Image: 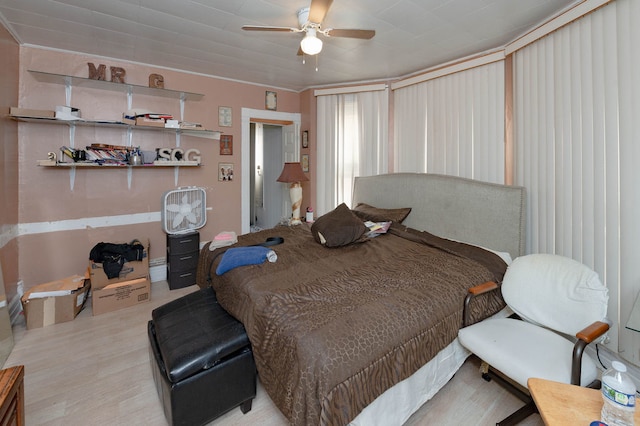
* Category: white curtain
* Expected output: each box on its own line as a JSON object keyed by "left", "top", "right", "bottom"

{"left": 316, "top": 89, "right": 389, "bottom": 215}
{"left": 393, "top": 61, "right": 505, "bottom": 184}
{"left": 513, "top": 0, "right": 640, "bottom": 360}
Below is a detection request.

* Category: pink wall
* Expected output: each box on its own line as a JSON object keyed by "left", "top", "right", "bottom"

{"left": 16, "top": 47, "right": 302, "bottom": 290}
{"left": 0, "top": 24, "right": 19, "bottom": 301}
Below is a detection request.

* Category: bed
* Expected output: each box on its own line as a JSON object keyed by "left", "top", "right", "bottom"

{"left": 197, "top": 173, "right": 526, "bottom": 426}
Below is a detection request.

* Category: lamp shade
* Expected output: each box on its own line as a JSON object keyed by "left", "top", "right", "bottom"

{"left": 277, "top": 162, "right": 309, "bottom": 183}
{"left": 300, "top": 29, "right": 323, "bottom": 55}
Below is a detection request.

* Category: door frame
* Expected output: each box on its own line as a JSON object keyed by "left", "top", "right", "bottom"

{"left": 241, "top": 108, "right": 301, "bottom": 234}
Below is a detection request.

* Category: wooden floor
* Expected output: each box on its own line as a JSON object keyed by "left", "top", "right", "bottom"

{"left": 4, "top": 281, "right": 544, "bottom": 426}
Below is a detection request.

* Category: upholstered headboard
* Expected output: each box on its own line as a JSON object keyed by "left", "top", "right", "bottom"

{"left": 352, "top": 173, "right": 526, "bottom": 259}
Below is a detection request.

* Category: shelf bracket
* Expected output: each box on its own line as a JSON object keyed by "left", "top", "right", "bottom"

{"left": 127, "top": 126, "right": 133, "bottom": 147}
{"left": 69, "top": 123, "right": 76, "bottom": 149}
{"left": 69, "top": 167, "right": 76, "bottom": 191}
{"left": 64, "top": 76, "right": 72, "bottom": 105}
{"left": 128, "top": 167, "right": 133, "bottom": 189}
{"left": 180, "top": 93, "right": 186, "bottom": 121}
{"left": 127, "top": 86, "right": 133, "bottom": 110}
{"left": 68, "top": 123, "right": 76, "bottom": 191}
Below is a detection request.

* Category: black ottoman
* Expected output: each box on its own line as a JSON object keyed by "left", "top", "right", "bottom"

{"left": 148, "top": 287, "right": 256, "bottom": 426}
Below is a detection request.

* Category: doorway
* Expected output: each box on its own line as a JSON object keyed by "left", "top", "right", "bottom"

{"left": 241, "top": 108, "right": 301, "bottom": 234}
{"left": 250, "top": 123, "right": 284, "bottom": 231}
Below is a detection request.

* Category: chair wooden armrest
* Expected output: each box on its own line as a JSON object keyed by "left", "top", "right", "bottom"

{"left": 463, "top": 281, "right": 499, "bottom": 327}
{"left": 571, "top": 320, "right": 610, "bottom": 385}
{"left": 576, "top": 320, "right": 609, "bottom": 344}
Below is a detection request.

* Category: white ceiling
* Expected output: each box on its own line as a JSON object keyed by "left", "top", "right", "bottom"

{"left": 0, "top": 0, "right": 578, "bottom": 92}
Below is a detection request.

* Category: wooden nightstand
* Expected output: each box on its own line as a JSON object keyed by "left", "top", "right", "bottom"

{"left": 0, "top": 365, "right": 24, "bottom": 426}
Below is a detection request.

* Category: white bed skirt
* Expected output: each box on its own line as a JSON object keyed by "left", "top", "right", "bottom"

{"left": 350, "top": 308, "right": 510, "bottom": 425}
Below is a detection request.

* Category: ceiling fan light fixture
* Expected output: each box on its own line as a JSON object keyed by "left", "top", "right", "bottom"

{"left": 300, "top": 28, "right": 323, "bottom": 55}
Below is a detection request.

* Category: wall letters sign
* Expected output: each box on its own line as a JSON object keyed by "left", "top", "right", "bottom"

{"left": 87, "top": 63, "right": 127, "bottom": 83}
{"left": 149, "top": 73, "right": 164, "bottom": 89}
{"left": 157, "top": 148, "right": 202, "bottom": 164}
{"left": 88, "top": 63, "right": 106, "bottom": 80}
{"left": 110, "top": 66, "right": 126, "bottom": 83}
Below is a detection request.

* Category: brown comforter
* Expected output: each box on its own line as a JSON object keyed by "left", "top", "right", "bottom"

{"left": 197, "top": 224, "right": 506, "bottom": 426}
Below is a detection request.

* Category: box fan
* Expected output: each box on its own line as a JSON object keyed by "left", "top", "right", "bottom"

{"left": 162, "top": 187, "right": 207, "bottom": 234}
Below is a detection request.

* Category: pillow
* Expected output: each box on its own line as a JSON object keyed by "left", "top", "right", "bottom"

{"left": 352, "top": 203, "right": 412, "bottom": 223}
{"left": 311, "top": 203, "right": 368, "bottom": 247}
{"left": 216, "top": 246, "right": 277, "bottom": 275}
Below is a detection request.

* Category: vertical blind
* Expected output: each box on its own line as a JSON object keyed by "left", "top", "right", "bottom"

{"left": 513, "top": 0, "right": 640, "bottom": 360}
{"left": 393, "top": 60, "right": 505, "bottom": 184}
{"left": 316, "top": 90, "right": 389, "bottom": 215}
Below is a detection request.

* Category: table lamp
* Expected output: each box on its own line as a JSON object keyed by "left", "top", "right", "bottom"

{"left": 277, "top": 162, "right": 309, "bottom": 225}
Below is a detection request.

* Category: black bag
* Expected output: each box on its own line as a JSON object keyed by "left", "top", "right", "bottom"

{"left": 89, "top": 239, "right": 145, "bottom": 279}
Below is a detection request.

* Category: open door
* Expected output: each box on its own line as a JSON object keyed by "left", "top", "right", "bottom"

{"left": 281, "top": 123, "right": 300, "bottom": 220}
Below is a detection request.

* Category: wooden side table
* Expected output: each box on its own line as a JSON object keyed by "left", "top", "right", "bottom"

{"left": 0, "top": 365, "right": 25, "bottom": 426}
{"left": 529, "top": 377, "right": 640, "bottom": 425}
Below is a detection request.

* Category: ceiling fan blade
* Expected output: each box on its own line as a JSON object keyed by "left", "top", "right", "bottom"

{"left": 309, "top": 0, "right": 333, "bottom": 23}
{"left": 297, "top": 46, "right": 303, "bottom": 56}
{"left": 326, "top": 29, "right": 375, "bottom": 39}
{"left": 242, "top": 25, "right": 297, "bottom": 33}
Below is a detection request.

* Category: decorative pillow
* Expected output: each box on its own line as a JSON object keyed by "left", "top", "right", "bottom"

{"left": 311, "top": 203, "right": 368, "bottom": 247}
{"left": 352, "top": 203, "right": 412, "bottom": 223}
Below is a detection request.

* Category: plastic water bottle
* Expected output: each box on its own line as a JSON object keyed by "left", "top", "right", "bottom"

{"left": 601, "top": 361, "right": 636, "bottom": 426}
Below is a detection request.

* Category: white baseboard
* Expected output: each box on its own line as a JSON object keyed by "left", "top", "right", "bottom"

{"left": 8, "top": 294, "right": 22, "bottom": 326}
{"left": 149, "top": 263, "right": 166, "bottom": 283}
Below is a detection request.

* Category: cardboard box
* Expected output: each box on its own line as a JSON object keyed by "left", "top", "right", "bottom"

{"left": 91, "top": 276, "right": 151, "bottom": 316}
{"left": 121, "top": 114, "right": 136, "bottom": 125}
{"left": 55, "top": 105, "right": 81, "bottom": 118}
{"left": 21, "top": 277, "right": 90, "bottom": 330}
{"left": 10, "top": 107, "right": 55, "bottom": 118}
{"left": 89, "top": 240, "right": 149, "bottom": 289}
{"left": 135, "top": 116, "right": 165, "bottom": 127}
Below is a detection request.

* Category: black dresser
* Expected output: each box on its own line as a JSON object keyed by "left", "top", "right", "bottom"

{"left": 166, "top": 231, "right": 199, "bottom": 289}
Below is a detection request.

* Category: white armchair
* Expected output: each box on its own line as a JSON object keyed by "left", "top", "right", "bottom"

{"left": 458, "top": 253, "right": 610, "bottom": 425}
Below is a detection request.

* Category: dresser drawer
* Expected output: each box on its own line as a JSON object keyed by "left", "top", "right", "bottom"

{"left": 167, "top": 269, "right": 197, "bottom": 289}
{"left": 167, "top": 232, "right": 200, "bottom": 255}
{"left": 167, "top": 250, "right": 199, "bottom": 272}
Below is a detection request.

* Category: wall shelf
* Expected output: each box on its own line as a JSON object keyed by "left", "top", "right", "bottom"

{"left": 29, "top": 69, "right": 204, "bottom": 101}
{"left": 21, "top": 69, "right": 214, "bottom": 189}
{"left": 37, "top": 161, "right": 201, "bottom": 168}
{"left": 9, "top": 115, "right": 221, "bottom": 140}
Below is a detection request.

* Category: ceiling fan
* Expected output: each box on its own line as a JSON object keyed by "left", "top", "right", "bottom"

{"left": 242, "top": 0, "right": 375, "bottom": 57}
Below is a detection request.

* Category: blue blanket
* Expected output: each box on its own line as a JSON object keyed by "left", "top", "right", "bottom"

{"left": 216, "top": 246, "right": 275, "bottom": 275}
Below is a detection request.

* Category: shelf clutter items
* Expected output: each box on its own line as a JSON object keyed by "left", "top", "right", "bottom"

{"left": 53, "top": 144, "right": 153, "bottom": 167}
{"left": 21, "top": 274, "right": 90, "bottom": 330}
{"left": 88, "top": 239, "right": 151, "bottom": 316}
{"left": 122, "top": 109, "right": 207, "bottom": 131}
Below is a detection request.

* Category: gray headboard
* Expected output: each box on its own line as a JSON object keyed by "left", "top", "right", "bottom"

{"left": 352, "top": 173, "right": 526, "bottom": 259}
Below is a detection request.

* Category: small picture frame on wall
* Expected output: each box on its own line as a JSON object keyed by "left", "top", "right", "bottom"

{"left": 218, "top": 106, "right": 232, "bottom": 127}
{"left": 220, "top": 135, "right": 233, "bottom": 155}
{"left": 302, "top": 130, "right": 309, "bottom": 149}
{"left": 219, "top": 163, "right": 234, "bottom": 181}
{"left": 302, "top": 154, "right": 309, "bottom": 173}
{"left": 266, "top": 91, "right": 277, "bottom": 111}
